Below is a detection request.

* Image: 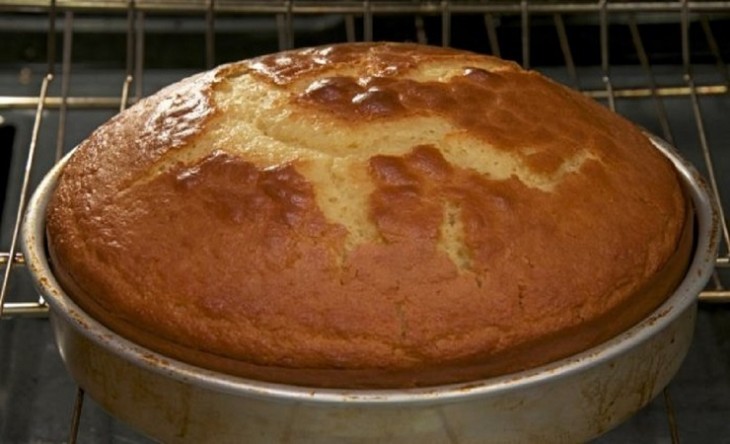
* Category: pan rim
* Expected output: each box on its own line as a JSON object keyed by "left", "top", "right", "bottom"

{"left": 21, "top": 133, "right": 719, "bottom": 405}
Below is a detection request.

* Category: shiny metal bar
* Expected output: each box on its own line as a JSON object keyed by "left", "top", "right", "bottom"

{"left": 681, "top": 1, "right": 730, "bottom": 276}
{"left": 681, "top": 0, "right": 691, "bottom": 77}
{"left": 0, "top": 0, "right": 56, "bottom": 319}
{"left": 280, "top": 0, "right": 293, "bottom": 50}
{"left": 276, "top": 13, "right": 287, "bottom": 50}
{"left": 68, "top": 387, "right": 85, "bottom": 444}
{"left": 205, "top": 0, "right": 215, "bottom": 68}
{"left": 345, "top": 14, "right": 356, "bottom": 42}
{"left": 3, "top": 1, "right": 730, "bottom": 15}
{"left": 119, "top": 73, "right": 132, "bottom": 113}
{"left": 697, "top": 16, "right": 730, "bottom": 274}
{"left": 286, "top": 0, "right": 294, "bottom": 49}
{"left": 1, "top": 83, "right": 727, "bottom": 111}
{"left": 0, "top": 252, "right": 25, "bottom": 266}
{"left": 699, "top": 290, "right": 730, "bottom": 303}
{"left": 484, "top": 13, "right": 501, "bottom": 58}
{"left": 0, "top": 302, "right": 49, "bottom": 318}
{"left": 363, "top": 0, "right": 372, "bottom": 42}
{"left": 663, "top": 388, "right": 680, "bottom": 444}
{"left": 628, "top": 14, "right": 674, "bottom": 144}
{"left": 599, "top": 0, "right": 615, "bottom": 111}
{"left": 125, "top": 0, "right": 135, "bottom": 77}
{"left": 553, "top": 13, "right": 579, "bottom": 89}
{"left": 134, "top": 10, "right": 144, "bottom": 103}
{"left": 55, "top": 11, "right": 73, "bottom": 162}
{"left": 414, "top": 14, "right": 427, "bottom": 44}
{"left": 119, "top": 0, "right": 134, "bottom": 111}
{"left": 689, "top": 78, "right": 730, "bottom": 257}
{"left": 585, "top": 84, "right": 728, "bottom": 98}
{"left": 0, "top": 74, "right": 53, "bottom": 317}
{"left": 441, "top": 0, "right": 450, "bottom": 47}
{"left": 0, "top": 96, "right": 128, "bottom": 109}
{"left": 45, "top": 0, "right": 56, "bottom": 75}
{"left": 682, "top": 0, "right": 730, "bottom": 260}
{"left": 699, "top": 15, "right": 729, "bottom": 85}
{"left": 521, "top": 0, "right": 529, "bottom": 69}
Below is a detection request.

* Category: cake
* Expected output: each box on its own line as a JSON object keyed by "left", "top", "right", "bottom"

{"left": 45, "top": 42, "right": 691, "bottom": 388}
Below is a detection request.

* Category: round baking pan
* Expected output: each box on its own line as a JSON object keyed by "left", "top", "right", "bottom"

{"left": 22, "top": 135, "right": 719, "bottom": 443}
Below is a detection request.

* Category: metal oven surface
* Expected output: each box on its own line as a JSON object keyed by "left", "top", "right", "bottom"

{"left": 1, "top": 1, "right": 729, "bottom": 442}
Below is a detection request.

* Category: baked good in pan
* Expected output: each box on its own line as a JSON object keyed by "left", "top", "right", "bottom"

{"left": 45, "top": 42, "right": 691, "bottom": 388}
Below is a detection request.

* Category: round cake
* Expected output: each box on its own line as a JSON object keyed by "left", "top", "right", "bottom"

{"left": 46, "top": 42, "right": 691, "bottom": 389}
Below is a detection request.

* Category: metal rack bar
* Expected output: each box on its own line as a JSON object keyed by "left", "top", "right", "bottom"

{"left": 681, "top": 1, "right": 730, "bottom": 265}
{"left": 2, "top": 83, "right": 728, "bottom": 112}
{"left": 68, "top": 387, "right": 85, "bottom": 444}
{"left": 0, "top": 252, "right": 24, "bottom": 266}
{"left": 363, "top": 0, "right": 373, "bottom": 42}
{"left": 700, "top": 15, "right": 730, "bottom": 86}
{"left": 0, "top": 0, "right": 57, "bottom": 318}
{"left": 484, "top": 13, "right": 501, "bottom": 58}
{"left": 205, "top": 0, "right": 215, "bottom": 68}
{"left": 120, "top": 0, "right": 135, "bottom": 112}
{"left": 521, "top": 0, "right": 529, "bottom": 68}
{"left": 276, "top": 0, "right": 293, "bottom": 51}
{"left": 663, "top": 389, "right": 681, "bottom": 444}
{"left": 2, "top": 1, "right": 730, "bottom": 15}
{"left": 599, "top": 0, "right": 615, "bottom": 112}
{"left": 700, "top": 290, "right": 730, "bottom": 303}
{"left": 440, "top": 0, "right": 450, "bottom": 47}
{"left": 414, "top": 14, "right": 427, "bottom": 45}
{"left": 345, "top": 13, "right": 356, "bottom": 42}
{"left": 698, "top": 13, "right": 730, "bottom": 263}
{"left": 1, "top": 302, "right": 49, "bottom": 318}
{"left": 10, "top": 84, "right": 713, "bottom": 103}
{"left": 54, "top": 10, "right": 73, "bottom": 162}
{"left": 134, "top": 9, "right": 144, "bottom": 103}
{"left": 554, "top": 12, "right": 579, "bottom": 89}
{"left": 628, "top": 14, "right": 675, "bottom": 145}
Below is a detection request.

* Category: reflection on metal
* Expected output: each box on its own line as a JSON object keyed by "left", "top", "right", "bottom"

{"left": 0, "top": 302, "right": 49, "bottom": 318}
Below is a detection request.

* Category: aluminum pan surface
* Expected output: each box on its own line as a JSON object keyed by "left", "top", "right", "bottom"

{"left": 21, "top": 134, "right": 719, "bottom": 405}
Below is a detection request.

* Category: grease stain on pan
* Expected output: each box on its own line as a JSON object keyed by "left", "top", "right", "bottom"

{"left": 582, "top": 314, "right": 690, "bottom": 437}
{"left": 706, "top": 208, "right": 721, "bottom": 259}
{"left": 140, "top": 351, "right": 171, "bottom": 368}
{"left": 66, "top": 308, "right": 90, "bottom": 331}
{"left": 645, "top": 307, "right": 674, "bottom": 327}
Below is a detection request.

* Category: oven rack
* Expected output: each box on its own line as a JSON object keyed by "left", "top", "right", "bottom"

{"left": 0, "top": 1, "right": 728, "bottom": 442}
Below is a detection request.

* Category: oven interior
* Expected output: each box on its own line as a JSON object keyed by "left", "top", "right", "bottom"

{"left": 1, "top": 1, "right": 729, "bottom": 442}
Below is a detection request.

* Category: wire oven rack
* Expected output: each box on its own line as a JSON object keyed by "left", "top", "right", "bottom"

{"left": 0, "top": 1, "right": 729, "bottom": 442}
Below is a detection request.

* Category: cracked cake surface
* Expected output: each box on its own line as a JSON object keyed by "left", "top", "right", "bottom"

{"left": 46, "top": 42, "right": 690, "bottom": 388}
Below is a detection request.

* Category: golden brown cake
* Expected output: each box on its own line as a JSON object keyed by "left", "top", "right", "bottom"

{"left": 46, "top": 42, "right": 691, "bottom": 389}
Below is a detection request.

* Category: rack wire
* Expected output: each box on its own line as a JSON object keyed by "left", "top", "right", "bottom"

{"left": 0, "top": 1, "right": 728, "bottom": 442}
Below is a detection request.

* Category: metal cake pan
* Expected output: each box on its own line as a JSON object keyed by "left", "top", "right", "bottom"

{"left": 21, "top": 135, "right": 719, "bottom": 443}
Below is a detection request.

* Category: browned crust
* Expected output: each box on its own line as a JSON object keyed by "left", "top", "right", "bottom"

{"left": 49, "top": 200, "right": 693, "bottom": 388}
{"left": 46, "top": 42, "right": 690, "bottom": 388}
